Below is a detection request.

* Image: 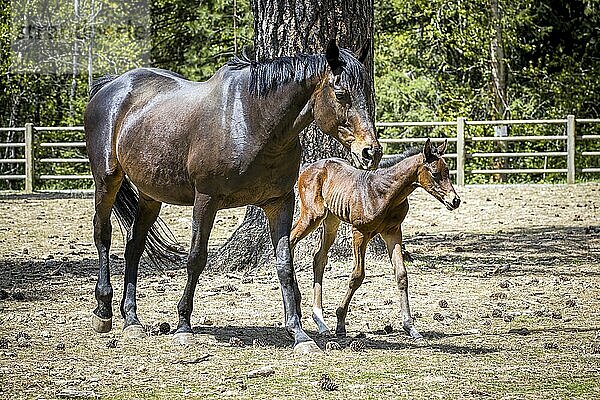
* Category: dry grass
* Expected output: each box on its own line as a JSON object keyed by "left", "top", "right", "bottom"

{"left": 1, "top": 184, "right": 599, "bottom": 399}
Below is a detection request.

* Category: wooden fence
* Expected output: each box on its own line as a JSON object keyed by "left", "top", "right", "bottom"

{"left": 1, "top": 116, "right": 599, "bottom": 193}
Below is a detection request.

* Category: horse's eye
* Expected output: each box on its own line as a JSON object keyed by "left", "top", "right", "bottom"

{"left": 335, "top": 90, "right": 350, "bottom": 103}
{"left": 431, "top": 171, "right": 441, "bottom": 180}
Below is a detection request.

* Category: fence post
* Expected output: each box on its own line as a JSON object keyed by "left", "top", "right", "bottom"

{"left": 456, "top": 117, "right": 466, "bottom": 186}
{"left": 24, "top": 123, "right": 34, "bottom": 193}
{"left": 566, "top": 114, "right": 575, "bottom": 184}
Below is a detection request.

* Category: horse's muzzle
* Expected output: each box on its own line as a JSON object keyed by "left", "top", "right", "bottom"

{"left": 354, "top": 146, "right": 382, "bottom": 170}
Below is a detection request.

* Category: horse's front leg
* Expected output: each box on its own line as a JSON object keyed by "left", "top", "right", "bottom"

{"left": 173, "top": 193, "right": 216, "bottom": 345}
{"left": 264, "top": 193, "right": 321, "bottom": 353}
{"left": 381, "top": 228, "right": 422, "bottom": 340}
{"left": 335, "top": 228, "right": 370, "bottom": 337}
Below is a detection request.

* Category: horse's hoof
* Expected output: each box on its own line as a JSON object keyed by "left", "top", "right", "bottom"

{"left": 405, "top": 326, "right": 423, "bottom": 340}
{"left": 173, "top": 332, "right": 195, "bottom": 346}
{"left": 123, "top": 324, "right": 146, "bottom": 340}
{"left": 91, "top": 314, "right": 112, "bottom": 333}
{"left": 293, "top": 340, "right": 322, "bottom": 354}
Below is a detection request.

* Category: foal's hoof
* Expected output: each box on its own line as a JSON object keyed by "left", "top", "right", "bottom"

{"left": 123, "top": 324, "right": 146, "bottom": 340}
{"left": 293, "top": 340, "right": 322, "bottom": 354}
{"left": 91, "top": 314, "right": 112, "bottom": 333}
{"left": 173, "top": 332, "right": 195, "bottom": 346}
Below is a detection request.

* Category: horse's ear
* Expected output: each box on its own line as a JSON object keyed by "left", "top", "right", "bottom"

{"left": 437, "top": 139, "right": 447, "bottom": 156}
{"left": 423, "top": 138, "right": 433, "bottom": 161}
{"left": 357, "top": 39, "right": 370, "bottom": 64}
{"left": 326, "top": 39, "right": 344, "bottom": 76}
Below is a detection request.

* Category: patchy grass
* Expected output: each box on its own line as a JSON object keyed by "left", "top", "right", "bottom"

{"left": 1, "top": 184, "right": 599, "bottom": 399}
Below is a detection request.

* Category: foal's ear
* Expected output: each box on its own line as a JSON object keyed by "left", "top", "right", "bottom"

{"left": 437, "top": 139, "right": 448, "bottom": 156}
{"left": 423, "top": 138, "right": 433, "bottom": 161}
{"left": 357, "top": 39, "right": 370, "bottom": 64}
{"left": 326, "top": 39, "right": 344, "bottom": 76}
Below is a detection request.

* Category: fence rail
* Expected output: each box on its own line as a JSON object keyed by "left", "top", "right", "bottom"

{"left": 1, "top": 116, "right": 599, "bottom": 192}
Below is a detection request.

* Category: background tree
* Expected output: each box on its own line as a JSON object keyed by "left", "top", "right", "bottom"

{"left": 209, "top": 0, "right": 375, "bottom": 272}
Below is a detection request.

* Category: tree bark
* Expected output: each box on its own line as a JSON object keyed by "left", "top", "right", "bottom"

{"left": 209, "top": 0, "right": 375, "bottom": 272}
{"left": 489, "top": 0, "right": 509, "bottom": 181}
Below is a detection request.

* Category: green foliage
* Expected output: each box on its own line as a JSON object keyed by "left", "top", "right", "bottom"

{"left": 0, "top": 0, "right": 599, "bottom": 188}
{"left": 373, "top": 0, "right": 600, "bottom": 183}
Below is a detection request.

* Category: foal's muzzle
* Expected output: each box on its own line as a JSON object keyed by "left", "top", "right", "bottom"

{"left": 443, "top": 193, "right": 461, "bottom": 211}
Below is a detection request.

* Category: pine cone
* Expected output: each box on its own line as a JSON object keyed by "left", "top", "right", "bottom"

{"left": 433, "top": 312, "right": 444, "bottom": 321}
{"left": 229, "top": 337, "right": 245, "bottom": 347}
{"left": 349, "top": 339, "right": 365, "bottom": 352}
{"left": 252, "top": 338, "right": 267, "bottom": 348}
{"left": 0, "top": 337, "right": 9, "bottom": 349}
{"left": 499, "top": 280, "right": 511, "bottom": 289}
{"left": 490, "top": 292, "right": 507, "bottom": 300}
{"left": 491, "top": 309, "right": 503, "bottom": 318}
{"left": 15, "top": 332, "right": 31, "bottom": 347}
{"left": 438, "top": 299, "right": 448, "bottom": 308}
{"left": 106, "top": 338, "right": 118, "bottom": 348}
{"left": 383, "top": 324, "right": 393, "bottom": 334}
{"left": 325, "top": 341, "right": 341, "bottom": 351}
{"left": 383, "top": 299, "right": 393, "bottom": 305}
{"left": 551, "top": 311, "right": 562, "bottom": 319}
{"left": 56, "top": 343, "right": 65, "bottom": 351}
{"left": 319, "top": 374, "right": 339, "bottom": 391}
{"left": 565, "top": 299, "right": 577, "bottom": 307}
{"left": 159, "top": 322, "right": 171, "bottom": 335}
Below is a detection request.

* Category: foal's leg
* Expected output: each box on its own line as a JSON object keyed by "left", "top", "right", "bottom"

{"left": 264, "top": 193, "right": 320, "bottom": 353}
{"left": 173, "top": 193, "right": 216, "bottom": 345}
{"left": 381, "top": 227, "right": 423, "bottom": 340}
{"left": 335, "top": 228, "right": 370, "bottom": 337}
{"left": 91, "top": 171, "right": 124, "bottom": 333}
{"left": 120, "top": 193, "right": 162, "bottom": 338}
{"left": 312, "top": 213, "right": 340, "bottom": 334}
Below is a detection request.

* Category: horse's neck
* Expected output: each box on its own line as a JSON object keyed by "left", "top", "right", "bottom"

{"left": 377, "top": 154, "right": 422, "bottom": 204}
{"left": 253, "top": 80, "right": 320, "bottom": 144}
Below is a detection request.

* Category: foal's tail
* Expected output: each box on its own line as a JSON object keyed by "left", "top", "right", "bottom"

{"left": 113, "top": 178, "right": 187, "bottom": 267}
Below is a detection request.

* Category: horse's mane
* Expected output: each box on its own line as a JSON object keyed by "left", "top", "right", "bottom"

{"left": 379, "top": 146, "right": 422, "bottom": 168}
{"left": 227, "top": 48, "right": 366, "bottom": 97}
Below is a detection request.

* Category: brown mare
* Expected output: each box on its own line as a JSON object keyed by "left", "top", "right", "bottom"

{"left": 84, "top": 40, "right": 382, "bottom": 353}
{"left": 290, "top": 139, "right": 460, "bottom": 339}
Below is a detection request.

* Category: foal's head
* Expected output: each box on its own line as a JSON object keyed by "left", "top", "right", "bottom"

{"left": 312, "top": 40, "right": 382, "bottom": 170}
{"left": 417, "top": 139, "right": 461, "bottom": 210}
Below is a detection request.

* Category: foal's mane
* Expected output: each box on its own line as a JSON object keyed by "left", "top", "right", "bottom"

{"left": 379, "top": 146, "right": 422, "bottom": 168}
{"left": 227, "top": 49, "right": 366, "bottom": 97}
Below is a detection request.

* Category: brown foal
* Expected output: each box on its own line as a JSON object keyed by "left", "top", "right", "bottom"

{"left": 290, "top": 139, "right": 460, "bottom": 339}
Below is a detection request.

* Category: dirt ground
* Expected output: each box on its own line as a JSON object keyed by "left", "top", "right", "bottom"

{"left": 0, "top": 184, "right": 599, "bottom": 399}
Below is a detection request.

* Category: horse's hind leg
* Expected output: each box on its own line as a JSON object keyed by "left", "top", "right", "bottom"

{"left": 120, "top": 193, "right": 162, "bottom": 339}
{"left": 335, "top": 229, "right": 370, "bottom": 337}
{"left": 312, "top": 213, "right": 340, "bottom": 335}
{"left": 91, "top": 171, "right": 124, "bottom": 333}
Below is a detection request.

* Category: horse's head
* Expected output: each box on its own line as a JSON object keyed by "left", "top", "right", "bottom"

{"left": 417, "top": 139, "right": 461, "bottom": 211}
{"left": 312, "top": 40, "right": 382, "bottom": 170}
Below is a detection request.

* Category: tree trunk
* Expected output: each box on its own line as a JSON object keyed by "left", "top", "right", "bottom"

{"left": 209, "top": 0, "right": 375, "bottom": 272}
{"left": 489, "top": 0, "right": 509, "bottom": 182}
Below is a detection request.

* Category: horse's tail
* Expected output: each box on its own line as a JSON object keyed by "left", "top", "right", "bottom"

{"left": 113, "top": 178, "right": 186, "bottom": 267}
{"left": 89, "top": 75, "right": 118, "bottom": 99}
